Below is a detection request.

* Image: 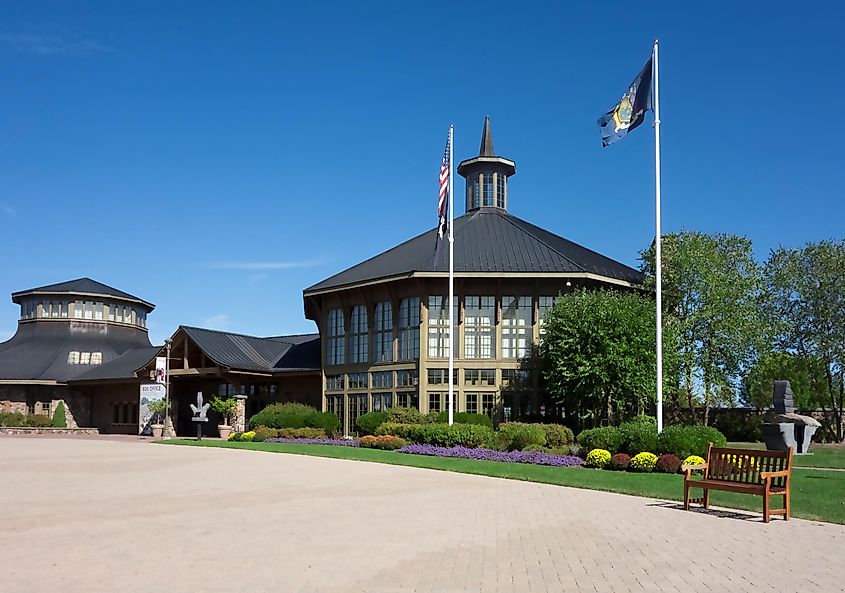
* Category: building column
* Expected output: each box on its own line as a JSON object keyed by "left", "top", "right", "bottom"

{"left": 234, "top": 395, "right": 248, "bottom": 432}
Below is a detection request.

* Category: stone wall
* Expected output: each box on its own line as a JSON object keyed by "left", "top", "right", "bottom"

{"left": 0, "top": 427, "right": 99, "bottom": 436}
{"left": 0, "top": 384, "right": 91, "bottom": 429}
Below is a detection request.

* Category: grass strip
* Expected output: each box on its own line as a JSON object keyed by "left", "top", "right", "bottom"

{"left": 159, "top": 439, "right": 845, "bottom": 524}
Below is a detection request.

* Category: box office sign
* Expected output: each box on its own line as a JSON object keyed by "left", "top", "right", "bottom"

{"left": 139, "top": 383, "right": 166, "bottom": 436}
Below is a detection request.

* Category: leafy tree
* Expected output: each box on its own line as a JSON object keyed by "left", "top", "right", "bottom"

{"left": 540, "top": 289, "right": 669, "bottom": 430}
{"left": 761, "top": 240, "right": 845, "bottom": 441}
{"left": 640, "top": 232, "right": 763, "bottom": 424}
{"left": 741, "top": 351, "right": 822, "bottom": 410}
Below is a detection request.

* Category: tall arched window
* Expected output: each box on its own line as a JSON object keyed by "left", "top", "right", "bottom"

{"left": 374, "top": 301, "right": 393, "bottom": 362}
{"left": 349, "top": 305, "right": 368, "bottom": 363}
{"left": 327, "top": 309, "right": 345, "bottom": 365}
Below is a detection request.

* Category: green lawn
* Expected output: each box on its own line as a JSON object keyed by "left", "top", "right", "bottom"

{"left": 160, "top": 439, "right": 845, "bottom": 524}
{"left": 728, "top": 442, "right": 845, "bottom": 469}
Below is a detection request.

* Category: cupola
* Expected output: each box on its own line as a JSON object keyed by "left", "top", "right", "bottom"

{"left": 457, "top": 116, "right": 516, "bottom": 212}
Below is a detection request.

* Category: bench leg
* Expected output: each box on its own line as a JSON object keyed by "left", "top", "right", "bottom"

{"left": 703, "top": 488, "right": 710, "bottom": 510}
{"left": 784, "top": 488, "right": 790, "bottom": 521}
{"left": 684, "top": 482, "right": 691, "bottom": 510}
{"left": 763, "top": 489, "right": 770, "bottom": 523}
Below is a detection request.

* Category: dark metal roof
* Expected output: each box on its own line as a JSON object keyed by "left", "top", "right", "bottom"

{"left": 70, "top": 347, "right": 161, "bottom": 382}
{"left": 11, "top": 277, "right": 155, "bottom": 311}
{"left": 305, "top": 208, "right": 644, "bottom": 293}
{"left": 180, "top": 326, "right": 320, "bottom": 373}
{"left": 0, "top": 321, "right": 154, "bottom": 381}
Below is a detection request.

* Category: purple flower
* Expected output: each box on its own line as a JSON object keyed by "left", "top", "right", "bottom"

{"left": 396, "top": 444, "right": 584, "bottom": 467}
{"left": 264, "top": 438, "right": 360, "bottom": 447}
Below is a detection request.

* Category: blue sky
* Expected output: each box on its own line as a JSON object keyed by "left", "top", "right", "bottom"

{"left": 1, "top": 1, "right": 842, "bottom": 345}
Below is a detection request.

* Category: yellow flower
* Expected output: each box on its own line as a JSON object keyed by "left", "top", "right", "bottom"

{"left": 585, "top": 449, "right": 611, "bottom": 468}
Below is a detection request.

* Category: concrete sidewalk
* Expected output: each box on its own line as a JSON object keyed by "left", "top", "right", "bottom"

{"left": 0, "top": 438, "right": 842, "bottom": 593}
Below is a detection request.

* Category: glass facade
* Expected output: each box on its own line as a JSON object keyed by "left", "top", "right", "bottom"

{"left": 327, "top": 308, "right": 345, "bottom": 365}
{"left": 538, "top": 296, "right": 556, "bottom": 336}
{"left": 427, "top": 296, "right": 457, "bottom": 358}
{"left": 501, "top": 296, "right": 531, "bottom": 358}
{"left": 374, "top": 301, "right": 393, "bottom": 362}
{"left": 350, "top": 305, "right": 368, "bottom": 363}
{"left": 464, "top": 296, "right": 495, "bottom": 358}
{"left": 398, "top": 298, "right": 420, "bottom": 360}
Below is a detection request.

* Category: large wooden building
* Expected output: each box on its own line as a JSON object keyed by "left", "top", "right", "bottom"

{"left": 304, "top": 118, "right": 644, "bottom": 434}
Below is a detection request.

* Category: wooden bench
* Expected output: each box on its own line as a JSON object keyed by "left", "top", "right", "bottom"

{"left": 682, "top": 443, "right": 793, "bottom": 523}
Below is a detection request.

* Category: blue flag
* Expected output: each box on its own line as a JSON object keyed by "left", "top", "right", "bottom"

{"left": 598, "top": 56, "right": 654, "bottom": 147}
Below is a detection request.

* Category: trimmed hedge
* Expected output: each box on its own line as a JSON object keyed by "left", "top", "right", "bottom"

{"left": 251, "top": 427, "right": 326, "bottom": 442}
{"left": 494, "top": 422, "right": 546, "bottom": 451}
{"left": 355, "top": 411, "right": 388, "bottom": 436}
{"left": 434, "top": 411, "right": 494, "bottom": 428}
{"left": 538, "top": 424, "right": 575, "bottom": 447}
{"left": 376, "top": 422, "right": 492, "bottom": 448}
{"left": 385, "top": 407, "right": 433, "bottom": 424}
{"left": 576, "top": 426, "right": 622, "bottom": 453}
{"left": 359, "top": 435, "right": 407, "bottom": 450}
{"left": 656, "top": 424, "right": 726, "bottom": 460}
{"left": 618, "top": 419, "right": 658, "bottom": 455}
{"left": 0, "top": 412, "right": 53, "bottom": 427}
{"left": 248, "top": 403, "right": 340, "bottom": 434}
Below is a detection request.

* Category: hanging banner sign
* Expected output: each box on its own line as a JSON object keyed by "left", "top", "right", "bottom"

{"left": 139, "top": 383, "right": 166, "bottom": 436}
{"left": 155, "top": 356, "right": 166, "bottom": 384}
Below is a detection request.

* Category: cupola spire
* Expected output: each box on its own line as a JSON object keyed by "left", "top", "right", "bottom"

{"left": 480, "top": 115, "right": 494, "bottom": 157}
{"left": 457, "top": 117, "right": 516, "bottom": 212}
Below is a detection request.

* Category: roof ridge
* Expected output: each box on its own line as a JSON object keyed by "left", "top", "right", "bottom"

{"left": 180, "top": 325, "right": 269, "bottom": 341}
{"left": 496, "top": 211, "right": 586, "bottom": 272}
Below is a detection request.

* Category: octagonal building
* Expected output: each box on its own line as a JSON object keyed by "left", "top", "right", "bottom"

{"left": 303, "top": 118, "right": 645, "bottom": 435}
{"left": 0, "top": 277, "right": 156, "bottom": 427}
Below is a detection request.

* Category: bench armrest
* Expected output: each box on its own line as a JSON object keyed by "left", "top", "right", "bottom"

{"left": 761, "top": 470, "right": 790, "bottom": 480}
{"left": 681, "top": 463, "right": 707, "bottom": 472}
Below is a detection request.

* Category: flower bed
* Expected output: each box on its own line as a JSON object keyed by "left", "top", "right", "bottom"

{"left": 397, "top": 444, "right": 584, "bottom": 467}
{"left": 263, "top": 437, "right": 359, "bottom": 447}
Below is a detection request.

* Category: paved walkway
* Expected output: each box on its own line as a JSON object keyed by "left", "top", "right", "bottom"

{"left": 0, "top": 438, "right": 842, "bottom": 593}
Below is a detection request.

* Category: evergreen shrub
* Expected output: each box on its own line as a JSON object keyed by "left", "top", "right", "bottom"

{"left": 434, "top": 411, "right": 494, "bottom": 428}
{"left": 494, "top": 423, "right": 547, "bottom": 451}
{"left": 657, "top": 424, "right": 727, "bottom": 459}
{"left": 576, "top": 427, "right": 622, "bottom": 453}
{"left": 355, "top": 411, "right": 388, "bottom": 436}
{"left": 618, "top": 419, "right": 658, "bottom": 455}
{"left": 51, "top": 402, "right": 67, "bottom": 428}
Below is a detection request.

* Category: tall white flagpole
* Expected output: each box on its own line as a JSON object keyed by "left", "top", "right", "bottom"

{"left": 448, "top": 124, "right": 455, "bottom": 426}
{"left": 653, "top": 39, "right": 663, "bottom": 434}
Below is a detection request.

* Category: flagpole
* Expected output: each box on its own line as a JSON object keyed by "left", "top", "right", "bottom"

{"left": 653, "top": 39, "right": 663, "bottom": 434}
{"left": 448, "top": 124, "right": 455, "bottom": 427}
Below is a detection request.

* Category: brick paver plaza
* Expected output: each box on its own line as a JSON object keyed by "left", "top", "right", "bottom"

{"left": 1, "top": 438, "right": 842, "bottom": 593}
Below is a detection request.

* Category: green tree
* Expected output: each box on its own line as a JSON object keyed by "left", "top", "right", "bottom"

{"left": 741, "top": 351, "right": 822, "bottom": 410}
{"left": 540, "top": 289, "right": 667, "bottom": 430}
{"left": 640, "top": 232, "right": 763, "bottom": 424}
{"left": 762, "top": 240, "right": 845, "bottom": 441}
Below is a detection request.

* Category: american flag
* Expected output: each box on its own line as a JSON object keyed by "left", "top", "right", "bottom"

{"left": 437, "top": 132, "right": 450, "bottom": 240}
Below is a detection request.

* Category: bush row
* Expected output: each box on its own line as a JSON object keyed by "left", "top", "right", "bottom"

{"left": 0, "top": 412, "right": 55, "bottom": 428}
{"left": 248, "top": 403, "right": 340, "bottom": 434}
{"left": 355, "top": 408, "right": 494, "bottom": 436}
{"left": 375, "top": 422, "right": 493, "bottom": 448}
{"left": 586, "top": 449, "right": 696, "bottom": 474}
{"left": 359, "top": 435, "right": 407, "bottom": 450}
{"left": 234, "top": 427, "right": 327, "bottom": 442}
{"left": 577, "top": 418, "right": 726, "bottom": 459}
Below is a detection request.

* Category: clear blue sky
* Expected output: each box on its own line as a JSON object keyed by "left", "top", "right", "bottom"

{"left": 1, "top": 1, "right": 842, "bottom": 345}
